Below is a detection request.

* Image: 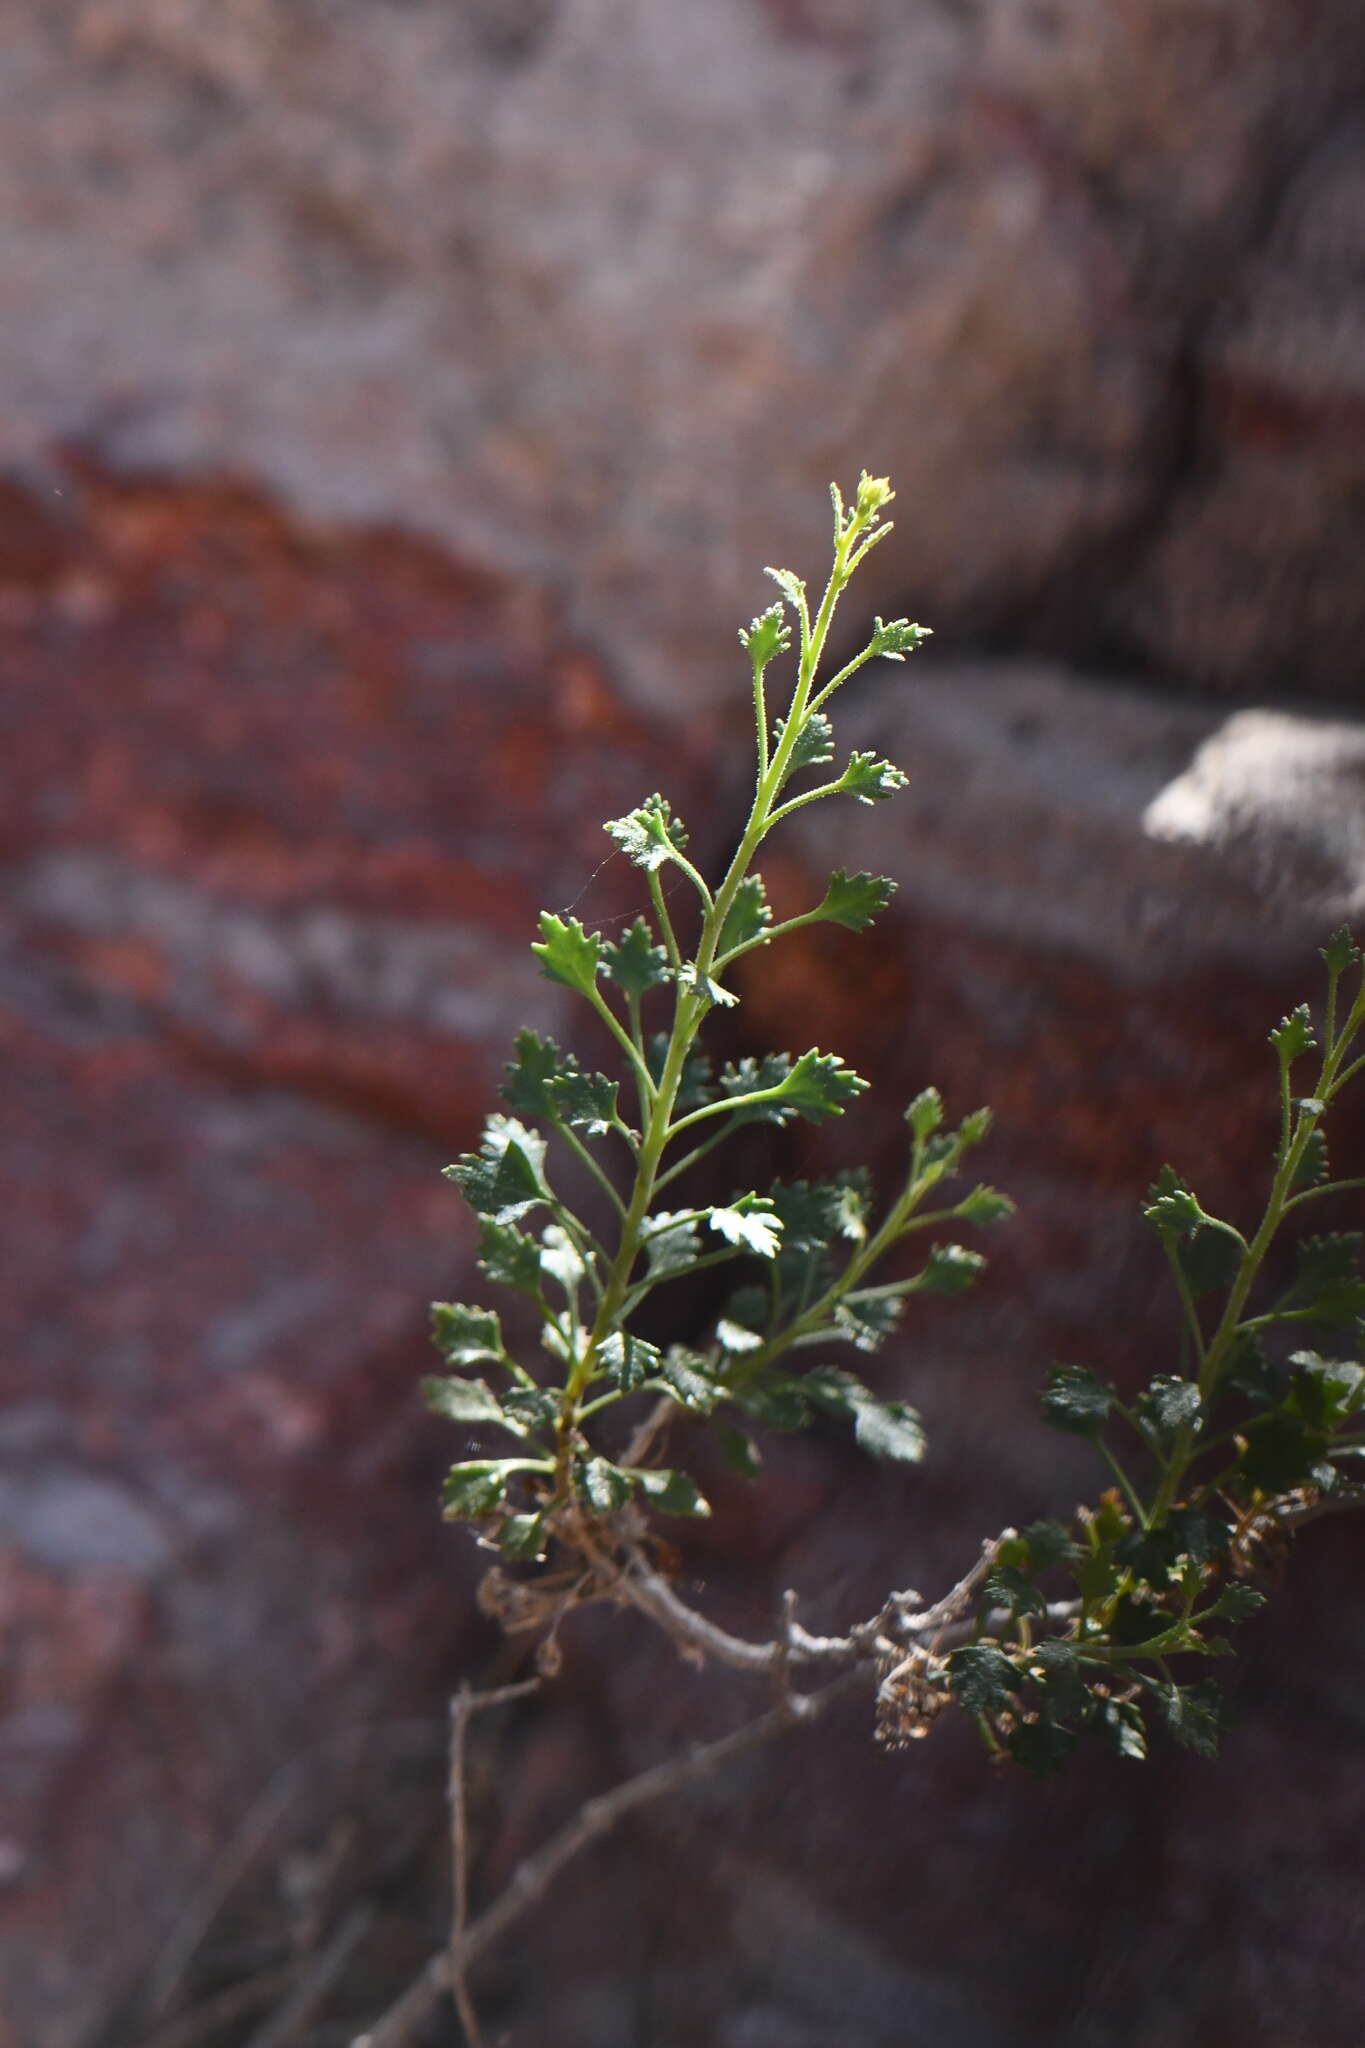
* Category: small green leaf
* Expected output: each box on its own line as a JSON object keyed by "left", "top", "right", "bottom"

{"left": 446, "top": 1114, "right": 551, "bottom": 1224}
{"left": 1206, "top": 1581, "right": 1267, "bottom": 1623}
{"left": 581, "top": 1457, "right": 635, "bottom": 1513}
{"left": 476, "top": 1218, "right": 543, "bottom": 1295}
{"left": 604, "top": 793, "right": 690, "bottom": 872}
{"left": 422, "top": 1376, "right": 510, "bottom": 1428}
{"left": 947, "top": 1643, "right": 1022, "bottom": 1714}
{"left": 906, "top": 1087, "right": 944, "bottom": 1141}
{"left": 501, "top": 1029, "right": 574, "bottom": 1118}
{"left": 642, "top": 1211, "right": 704, "bottom": 1281}
{"left": 441, "top": 1461, "right": 515, "bottom": 1519}
{"left": 869, "top": 616, "right": 931, "bottom": 661}
{"left": 1007, "top": 1717, "right": 1079, "bottom": 1777}
{"left": 1022, "top": 1519, "right": 1084, "bottom": 1570}
{"left": 710, "top": 1197, "right": 784, "bottom": 1260}
{"left": 715, "top": 1423, "right": 763, "bottom": 1479}
{"left": 769, "top": 1174, "right": 870, "bottom": 1251}
{"left": 548, "top": 1070, "right": 620, "bottom": 1137}
{"left": 1142, "top": 1171, "right": 1205, "bottom": 1240}
{"left": 717, "top": 876, "right": 773, "bottom": 957}
{"left": 496, "top": 1513, "right": 547, "bottom": 1561}
{"left": 598, "top": 1331, "right": 662, "bottom": 1394}
{"left": 1153, "top": 1678, "right": 1222, "bottom": 1758}
{"left": 676, "top": 963, "right": 738, "bottom": 1009}
{"left": 731, "top": 1375, "right": 810, "bottom": 1432}
{"left": 636, "top": 1468, "right": 711, "bottom": 1517}
{"left": 981, "top": 1564, "right": 1045, "bottom": 1619}
{"left": 956, "top": 1108, "right": 993, "bottom": 1149}
{"left": 919, "top": 1243, "right": 986, "bottom": 1295}
{"left": 531, "top": 912, "right": 603, "bottom": 995}
{"left": 810, "top": 868, "right": 898, "bottom": 933}
{"left": 1138, "top": 1376, "right": 1203, "bottom": 1438}
{"left": 1295, "top": 1237, "right": 1362, "bottom": 1293}
{"left": 658, "top": 1347, "right": 719, "bottom": 1414}
{"left": 833, "top": 1294, "right": 904, "bottom": 1353}
{"left": 1042, "top": 1363, "right": 1114, "bottom": 1437}
{"left": 539, "top": 1223, "right": 587, "bottom": 1296}
{"left": 431, "top": 1302, "right": 506, "bottom": 1370}
{"left": 718, "top": 1052, "right": 796, "bottom": 1126}
{"left": 1270, "top": 1003, "right": 1316, "bottom": 1064}
{"left": 1164, "top": 1506, "right": 1232, "bottom": 1565}
{"left": 1286, "top": 1350, "right": 1365, "bottom": 1429}
{"left": 957, "top": 1184, "right": 1015, "bottom": 1227}
{"left": 1178, "top": 1226, "right": 1244, "bottom": 1297}
{"left": 1291, "top": 1128, "right": 1329, "bottom": 1190}
{"left": 1093, "top": 1697, "right": 1148, "bottom": 1763}
{"left": 603, "top": 918, "right": 671, "bottom": 999}
{"left": 502, "top": 1387, "right": 559, "bottom": 1436}
{"left": 841, "top": 750, "right": 908, "bottom": 804}
{"left": 781, "top": 1048, "right": 868, "bottom": 1122}
{"left": 738, "top": 602, "right": 792, "bottom": 669}
{"left": 1320, "top": 926, "right": 1361, "bottom": 975}
{"left": 764, "top": 566, "right": 807, "bottom": 612}
{"left": 803, "top": 1367, "right": 926, "bottom": 1463}
{"left": 1223, "top": 1331, "right": 1278, "bottom": 1403}
{"left": 773, "top": 710, "right": 835, "bottom": 771}
{"left": 716, "top": 1316, "right": 765, "bottom": 1355}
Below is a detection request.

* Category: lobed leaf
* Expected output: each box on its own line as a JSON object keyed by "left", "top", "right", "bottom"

{"left": 549, "top": 1069, "right": 621, "bottom": 1138}
{"left": 476, "top": 1217, "right": 544, "bottom": 1295}
{"left": 636, "top": 1468, "right": 711, "bottom": 1517}
{"left": 717, "top": 875, "right": 773, "bottom": 957}
{"left": 841, "top": 750, "right": 909, "bottom": 804}
{"left": 532, "top": 913, "right": 603, "bottom": 995}
{"left": 446, "top": 1114, "right": 551, "bottom": 1224}
{"left": 423, "top": 1376, "right": 510, "bottom": 1429}
{"left": 868, "top": 616, "right": 931, "bottom": 661}
{"left": 598, "top": 1331, "right": 662, "bottom": 1394}
{"left": 604, "top": 917, "right": 671, "bottom": 999}
{"left": 948, "top": 1643, "right": 1022, "bottom": 1714}
{"left": 1270, "top": 1004, "right": 1317, "bottom": 1063}
{"left": 918, "top": 1243, "right": 987, "bottom": 1295}
{"left": 810, "top": 868, "right": 897, "bottom": 933}
{"left": 738, "top": 603, "right": 792, "bottom": 669}
{"left": 1041, "top": 1363, "right": 1114, "bottom": 1437}
{"left": 773, "top": 711, "right": 835, "bottom": 771}
{"left": 710, "top": 1196, "right": 784, "bottom": 1260}
{"left": 1152, "top": 1678, "right": 1223, "bottom": 1758}
{"left": 1320, "top": 926, "right": 1361, "bottom": 975}
{"left": 604, "top": 793, "right": 690, "bottom": 873}
{"left": 431, "top": 1301, "right": 506, "bottom": 1370}
{"left": 501, "top": 1029, "right": 574, "bottom": 1118}
{"left": 803, "top": 1367, "right": 926, "bottom": 1463}
{"left": 641, "top": 1211, "right": 705, "bottom": 1281}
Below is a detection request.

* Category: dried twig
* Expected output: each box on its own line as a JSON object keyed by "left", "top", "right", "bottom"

{"left": 351, "top": 1665, "right": 869, "bottom": 2048}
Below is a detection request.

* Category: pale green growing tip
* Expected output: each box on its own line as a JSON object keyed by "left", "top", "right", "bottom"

{"left": 855, "top": 471, "right": 895, "bottom": 519}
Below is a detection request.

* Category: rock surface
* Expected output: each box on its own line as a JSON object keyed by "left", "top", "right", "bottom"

{"left": 2, "top": 1, "right": 1363, "bottom": 708}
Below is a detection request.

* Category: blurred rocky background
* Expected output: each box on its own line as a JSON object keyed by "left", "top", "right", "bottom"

{"left": 1, "top": 3, "right": 1363, "bottom": 2045}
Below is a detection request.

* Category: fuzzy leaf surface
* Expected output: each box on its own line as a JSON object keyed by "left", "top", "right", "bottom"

{"left": 604, "top": 918, "right": 670, "bottom": 999}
